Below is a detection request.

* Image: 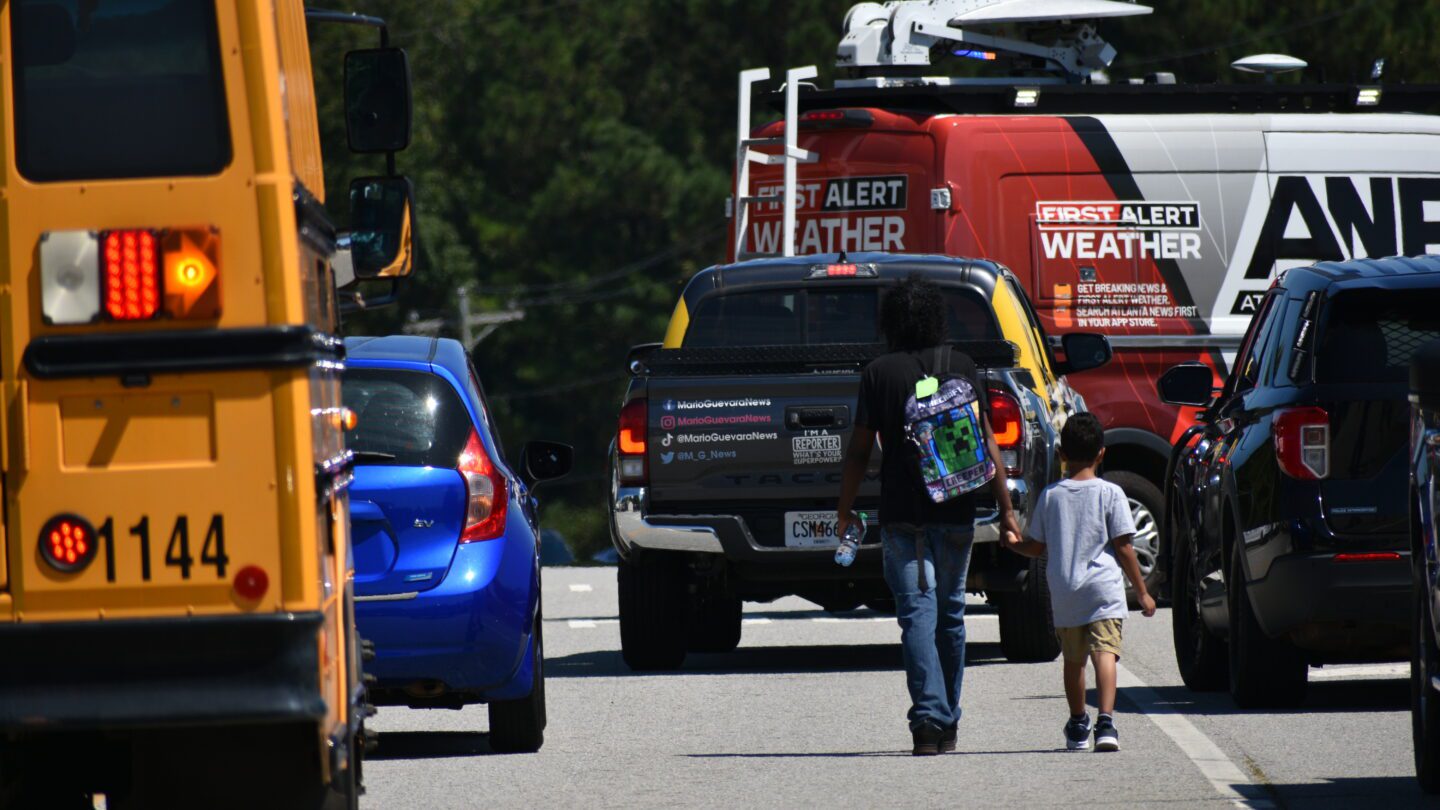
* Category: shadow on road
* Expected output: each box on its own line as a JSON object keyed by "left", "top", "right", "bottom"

{"left": 548, "top": 641, "right": 1008, "bottom": 679}
{"left": 369, "top": 731, "right": 495, "bottom": 760}
{"left": 1248, "top": 776, "right": 1427, "bottom": 807}
{"left": 1123, "top": 676, "right": 1408, "bottom": 716}
{"left": 687, "top": 747, "right": 1075, "bottom": 759}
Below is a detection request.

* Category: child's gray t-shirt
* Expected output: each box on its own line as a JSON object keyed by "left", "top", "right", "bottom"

{"left": 1025, "top": 477, "right": 1137, "bottom": 627}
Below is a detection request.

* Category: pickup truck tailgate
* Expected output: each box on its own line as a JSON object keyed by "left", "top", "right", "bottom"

{"left": 647, "top": 373, "right": 875, "bottom": 504}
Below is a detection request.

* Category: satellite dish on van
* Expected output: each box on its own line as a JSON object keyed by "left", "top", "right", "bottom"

{"left": 948, "top": 0, "right": 1152, "bottom": 24}
{"left": 838, "top": 0, "right": 1151, "bottom": 77}
{"left": 1231, "top": 53, "right": 1308, "bottom": 76}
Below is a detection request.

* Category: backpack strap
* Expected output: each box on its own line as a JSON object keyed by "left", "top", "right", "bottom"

{"left": 933, "top": 345, "right": 951, "bottom": 377}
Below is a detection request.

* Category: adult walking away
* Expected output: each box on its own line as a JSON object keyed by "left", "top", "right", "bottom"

{"left": 836, "top": 274, "right": 1022, "bottom": 756}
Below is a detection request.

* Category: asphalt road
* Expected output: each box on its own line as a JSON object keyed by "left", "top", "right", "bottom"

{"left": 361, "top": 566, "right": 1430, "bottom": 808}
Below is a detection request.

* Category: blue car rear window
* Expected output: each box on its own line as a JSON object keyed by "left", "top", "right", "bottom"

{"left": 342, "top": 369, "right": 472, "bottom": 468}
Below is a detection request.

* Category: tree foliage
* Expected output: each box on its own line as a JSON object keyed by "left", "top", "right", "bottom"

{"left": 307, "top": 0, "right": 1440, "bottom": 557}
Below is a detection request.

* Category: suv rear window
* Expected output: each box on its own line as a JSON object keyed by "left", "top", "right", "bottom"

{"left": 1316, "top": 288, "right": 1440, "bottom": 384}
{"left": 11, "top": 0, "right": 232, "bottom": 181}
{"left": 683, "top": 287, "right": 999, "bottom": 347}
{"left": 342, "top": 370, "right": 473, "bottom": 468}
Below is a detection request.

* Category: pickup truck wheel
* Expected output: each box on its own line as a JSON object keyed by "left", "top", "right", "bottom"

{"left": 1414, "top": 551, "right": 1440, "bottom": 793}
{"left": 1103, "top": 471, "right": 1163, "bottom": 605}
{"left": 689, "top": 592, "right": 742, "bottom": 653}
{"left": 1227, "top": 548, "right": 1307, "bottom": 709}
{"left": 996, "top": 556, "right": 1060, "bottom": 663}
{"left": 618, "top": 556, "right": 687, "bottom": 671}
{"left": 489, "top": 613, "right": 546, "bottom": 754}
{"left": 1170, "top": 517, "right": 1226, "bottom": 691}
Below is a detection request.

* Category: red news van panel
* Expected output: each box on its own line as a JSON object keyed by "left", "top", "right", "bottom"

{"left": 732, "top": 83, "right": 1440, "bottom": 542}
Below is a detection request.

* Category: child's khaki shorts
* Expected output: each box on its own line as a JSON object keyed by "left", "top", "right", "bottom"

{"left": 1056, "top": 618, "right": 1124, "bottom": 662}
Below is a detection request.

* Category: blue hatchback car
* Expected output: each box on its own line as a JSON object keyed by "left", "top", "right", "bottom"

{"left": 342, "top": 336, "right": 572, "bottom": 753}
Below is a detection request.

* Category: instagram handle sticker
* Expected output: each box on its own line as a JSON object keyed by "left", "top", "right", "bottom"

{"left": 660, "top": 415, "right": 676, "bottom": 430}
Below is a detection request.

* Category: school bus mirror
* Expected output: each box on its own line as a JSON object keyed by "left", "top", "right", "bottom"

{"left": 1056, "top": 332, "right": 1112, "bottom": 376}
{"left": 346, "top": 175, "right": 415, "bottom": 279}
{"left": 14, "top": 4, "right": 76, "bottom": 68}
{"left": 344, "top": 47, "right": 412, "bottom": 154}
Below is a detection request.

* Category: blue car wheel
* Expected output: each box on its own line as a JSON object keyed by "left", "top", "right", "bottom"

{"left": 488, "top": 608, "right": 545, "bottom": 753}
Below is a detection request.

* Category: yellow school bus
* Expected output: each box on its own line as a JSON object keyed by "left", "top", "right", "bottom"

{"left": 0, "top": 2, "right": 416, "bottom": 807}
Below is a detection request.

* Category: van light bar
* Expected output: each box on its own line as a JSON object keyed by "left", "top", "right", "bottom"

{"left": 808, "top": 263, "right": 878, "bottom": 279}
{"left": 798, "top": 109, "right": 874, "bottom": 129}
{"left": 1332, "top": 551, "right": 1401, "bottom": 563}
{"left": 1013, "top": 87, "right": 1040, "bottom": 108}
{"left": 953, "top": 49, "right": 996, "bottom": 61}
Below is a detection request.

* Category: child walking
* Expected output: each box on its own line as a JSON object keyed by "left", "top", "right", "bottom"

{"left": 1004, "top": 413, "right": 1156, "bottom": 752}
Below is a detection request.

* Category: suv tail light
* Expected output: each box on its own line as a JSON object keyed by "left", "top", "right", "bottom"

{"left": 458, "top": 428, "right": 507, "bottom": 542}
{"left": 988, "top": 388, "right": 1024, "bottom": 475}
{"left": 1274, "top": 406, "right": 1329, "bottom": 480}
{"left": 618, "top": 398, "right": 648, "bottom": 485}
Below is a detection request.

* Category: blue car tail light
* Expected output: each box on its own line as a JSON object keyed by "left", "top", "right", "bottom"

{"left": 459, "top": 427, "right": 507, "bottom": 542}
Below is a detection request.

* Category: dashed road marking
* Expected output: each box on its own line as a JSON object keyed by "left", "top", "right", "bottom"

{"left": 568, "top": 620, "right": 597, "bottom": 629}
{"left": 569, "top": 584, "right": 593, "bottom": 593}
{"left": 1309, "top": 663, "right": 1407, "bottom": 681}
{"left": 742, "top": 618, "right": 772, "bottom": 625}
{"left": 1117, "top": 663, "right": 1273, "bottom": 808}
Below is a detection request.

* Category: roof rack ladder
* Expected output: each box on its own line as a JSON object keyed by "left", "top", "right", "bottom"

{"left": 732, "top": 65, "right": 818, "bottom": 260}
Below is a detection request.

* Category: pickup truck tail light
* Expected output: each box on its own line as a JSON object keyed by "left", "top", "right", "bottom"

{"left": 458, "top": 428, "right": 507, "bottom": 542}
{"left": 618, "top": 398, "right": 648, "bottom": 485}
{"left": 1274, "top": 406, "right": 1329, "bottom": 480}
{"left": 988, "top": 388, "right": 1024, "bottom": 475}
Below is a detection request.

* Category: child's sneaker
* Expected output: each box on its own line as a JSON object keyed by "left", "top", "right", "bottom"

{"left": 1063, "top": 714, "right": 1092, "bottom": 750}
{"left": 1094, "top": 715, "right": 1120, "bottom": 752}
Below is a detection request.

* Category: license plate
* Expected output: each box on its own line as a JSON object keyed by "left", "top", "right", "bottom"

{"left": 784, "top": 510, "right": 870, "bottom": 549}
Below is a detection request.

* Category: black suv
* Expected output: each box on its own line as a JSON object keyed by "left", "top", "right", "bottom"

{"left": 1160, "top": 256, "right": 1440, "bottom": 708}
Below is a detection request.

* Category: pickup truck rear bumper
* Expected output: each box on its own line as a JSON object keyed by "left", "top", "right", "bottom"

{"left": 611, "top": 478, "right": 1030, "bottom": 558}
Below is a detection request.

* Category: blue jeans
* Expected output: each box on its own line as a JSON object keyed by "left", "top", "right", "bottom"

{"left": 882, "top": 524, "right": 975, "bottom": 731}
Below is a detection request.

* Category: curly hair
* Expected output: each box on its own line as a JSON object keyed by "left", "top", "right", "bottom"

{"left": 880, "top": 273, "right": 947, "bottom": 352}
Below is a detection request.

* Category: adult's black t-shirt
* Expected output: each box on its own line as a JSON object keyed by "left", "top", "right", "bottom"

{"left": 854, "top": 347, "right": 989, "bottom": 529}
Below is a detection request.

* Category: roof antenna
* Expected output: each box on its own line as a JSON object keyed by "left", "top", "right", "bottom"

{"left": 837, "top": 249, "right": 849, "bottom": 264}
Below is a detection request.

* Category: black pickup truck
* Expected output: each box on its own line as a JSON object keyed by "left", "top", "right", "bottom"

{"left": 608, "top": 253, "right": 1112, "bottom": 670}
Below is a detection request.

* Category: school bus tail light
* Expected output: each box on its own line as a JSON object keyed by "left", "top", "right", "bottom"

{"left": 39, "top": 231, "right": 102, "bottom": 325}
{"left": 39, "top": 227, "right": 220, "bottom": 324}
{"left": 161, "top": 228, "right": 221, "bottom": 320}
{"left": 38, "top": 514, "right": 97, "bottom": 573}
{"left": 102, "top": 229, "right": 161, "bottom": 321}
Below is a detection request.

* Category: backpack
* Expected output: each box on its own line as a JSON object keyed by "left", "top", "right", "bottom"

{"left": 902, "top": 346, "right": 995, "bottom": 503}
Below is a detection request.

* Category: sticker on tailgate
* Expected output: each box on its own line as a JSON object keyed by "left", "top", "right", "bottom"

{"left": 792, "top": 434, "right": 842, "bottom": 465}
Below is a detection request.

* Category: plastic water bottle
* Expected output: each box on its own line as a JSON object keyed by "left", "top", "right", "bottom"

{"left": 835, "top": 512, "right": 867, "bottom": 567}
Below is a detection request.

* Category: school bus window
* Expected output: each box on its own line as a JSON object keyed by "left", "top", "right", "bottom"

{"left": 11, "top": 0, "right": 232, "bottom": 182}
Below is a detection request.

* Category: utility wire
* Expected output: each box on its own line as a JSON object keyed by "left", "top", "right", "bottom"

{"left": 490, "top": 372, "right": 627, "bottom": 402}
{"left": 480, "top": 223, "right": 728, "bottom": 298}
